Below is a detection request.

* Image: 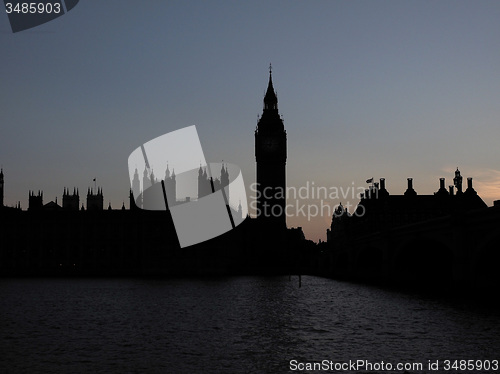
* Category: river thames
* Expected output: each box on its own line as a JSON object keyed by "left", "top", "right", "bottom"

{"left": 1, "top": 276, "right": 499, "bottom": 373}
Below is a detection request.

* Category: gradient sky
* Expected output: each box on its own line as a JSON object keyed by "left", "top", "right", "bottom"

{"left": 1, "top": 0, "right": 500, "bottom": 242}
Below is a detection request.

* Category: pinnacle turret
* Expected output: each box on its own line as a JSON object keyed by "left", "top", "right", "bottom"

{"left": 264, "top": 64, "right": 278, "bottom": 111}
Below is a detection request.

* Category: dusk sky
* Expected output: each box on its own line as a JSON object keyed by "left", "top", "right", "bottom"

{"left": 1, "top": 1, "right": 500, "bottom": 242}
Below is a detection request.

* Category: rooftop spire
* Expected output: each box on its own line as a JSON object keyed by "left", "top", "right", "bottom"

{"left": 264, "top": 63, "right": 278, "bottom": 110}
{"left": 165, "top": 162, "right": 170, "bottom": 179}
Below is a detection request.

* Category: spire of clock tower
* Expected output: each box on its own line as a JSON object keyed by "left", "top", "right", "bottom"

{"left": 264, "top": 63, "right": 278, "bottom": 111}
{"left": 257, "top": 64, "right": 284, "bottom": 134}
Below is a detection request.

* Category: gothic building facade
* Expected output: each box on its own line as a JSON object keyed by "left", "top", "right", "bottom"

{"left": 131, "top": 163, "right": 231, "bottom": 210}
{"left": 130, "top": 165, "right": 177, "bottom": 209}
{"left": 198, "top": 163, "right": 229, "bottom": 200}
{"left": 87, "top": 188, "right": 103, "bottom": 211}
{"left": 327, "top": 169, "right": 488, "bottom": 241}
{"left": 63, "top": 188, "right": 80, "bottom": 210}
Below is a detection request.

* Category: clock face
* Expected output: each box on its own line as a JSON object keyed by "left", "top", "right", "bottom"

{"left": 262, "top": 137, "right": 278, "bottom": 151}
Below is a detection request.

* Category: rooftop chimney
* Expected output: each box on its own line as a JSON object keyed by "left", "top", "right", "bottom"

{"left": 435, "top": 177, "right": 449, "bottom": 196}
{"left": 467, "top": 177, "right": 473, "bottom": 189}
{"left": 404, "top": 178, "right": 417, "bottom": 197}
{"left": 377, "top": 177, "right": 389, "bottom": 198}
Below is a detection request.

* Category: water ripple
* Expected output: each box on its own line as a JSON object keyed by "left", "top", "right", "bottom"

{"left": 0, "top": 277, "right": 499, "bottom": 373}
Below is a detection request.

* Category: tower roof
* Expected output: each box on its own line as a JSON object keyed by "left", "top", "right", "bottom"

{"left": 264, "top": 64, "right": 278, "bottom": 110}
{"left": 257, "top": 65, "right": 285, "bottom": 133}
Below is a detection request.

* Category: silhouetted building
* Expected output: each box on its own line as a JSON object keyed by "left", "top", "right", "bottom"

{"left": 141, "top": 167, "right": 157, "bottom": 210}
{"left": 129, "top": 189, "right": 138, "bottom": 210}
{"left": 87, "top": 187, "right": 103, "bottom": 211}
{"left": 28, "top": 190, "right": 43, "bottom": 211}
{"left": 320, "top": 170, "right": 500, "bottom": 291}
{"left": 131, "top": 168, "right": 141, "bottom": 207}
{"left": 237, "top": 200, "right": 243, "bottom": 220}
{"left": 141, "top": 165, "right": 177, "bottom": 209}
{"left": 198, "top": 163, "right": 229, "bottom": 200}
{"left": 163, "top": 164, "right": 176, "bottom": 207}
{"left": 63, "top": 188, "right": 79, "bottom": 210}
{"left": 44, "top": 199, "right": 62, "bottom": 211}
{"left": 142, "top": 167, "right": 151, "bottom": 196}
{"left": 453, "top": 167, "right": 463, "bottom": 193}
{"left": 0, "top": 69, "right": 314, "bottom": 276}
{"left": 255, "top": 65, "right": 287, "bottom": 228}
{"left": 328, "top": 169, "right": 488, "bottom": 241}
{"left": 198, "top": 165, "right": 210, "bottom": 198}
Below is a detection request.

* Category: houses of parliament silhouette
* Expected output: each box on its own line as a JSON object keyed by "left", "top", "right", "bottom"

{"left": 1, "top": 69, "right": 499, "bottom": 289}
{"left": 0, "top": 68, "right": 307, "bottom": 276}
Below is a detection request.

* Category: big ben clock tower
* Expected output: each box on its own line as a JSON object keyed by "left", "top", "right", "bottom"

{"left": 255, "top": 65, "right": 287, "bottom": 228}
